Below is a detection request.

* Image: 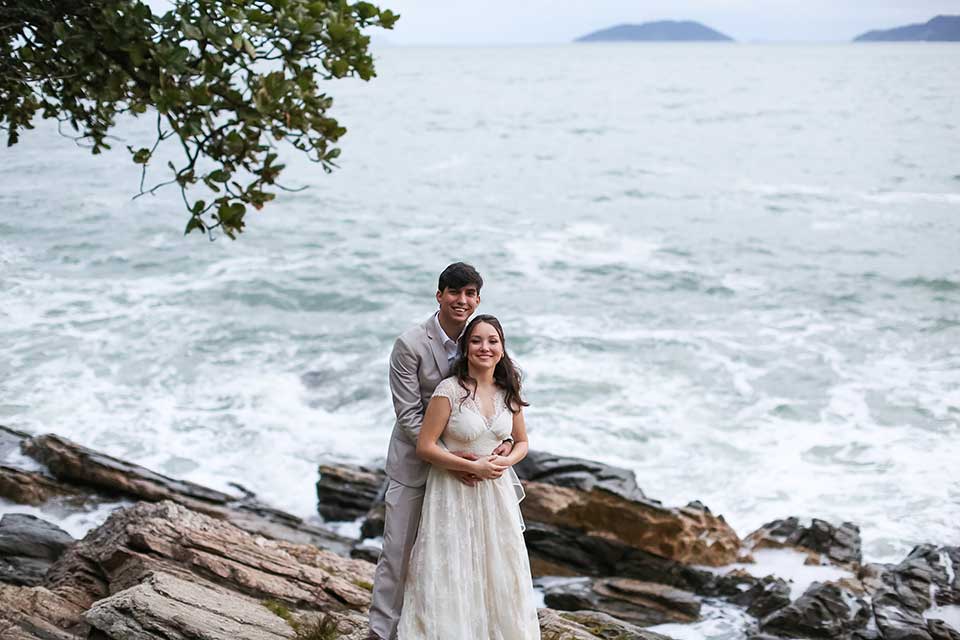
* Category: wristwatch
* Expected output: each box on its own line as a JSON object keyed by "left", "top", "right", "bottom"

{"left": 502, "top": 437, "right": 514, "bottom": 445}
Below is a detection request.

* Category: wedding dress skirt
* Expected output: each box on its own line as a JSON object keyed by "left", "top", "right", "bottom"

{"left": 396, "top": 377, "right": 541, "bottom": 640}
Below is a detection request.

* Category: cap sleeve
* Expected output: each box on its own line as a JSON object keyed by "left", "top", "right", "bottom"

{"left": 431, "top": 377, "right": 461, "bottom": 407}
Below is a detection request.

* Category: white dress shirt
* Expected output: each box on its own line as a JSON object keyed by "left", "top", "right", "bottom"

{"left": 433, "top": 312, "right": 461, "bottom": 364}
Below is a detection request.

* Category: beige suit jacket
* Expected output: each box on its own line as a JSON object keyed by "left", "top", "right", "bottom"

{"left": 385, "top": 315, "right": 454, "bottom": 487}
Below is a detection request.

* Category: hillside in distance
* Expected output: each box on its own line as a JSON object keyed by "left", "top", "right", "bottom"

{"left": 854, "top": 15, "right": 960, "bottom": 41}
{"left": 576, "top": 21, "right": 734, "bottom": 43}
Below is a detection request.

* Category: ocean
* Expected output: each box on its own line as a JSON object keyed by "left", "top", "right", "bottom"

{"left": 1, "top": 43, "right": 958, "bottom": 567}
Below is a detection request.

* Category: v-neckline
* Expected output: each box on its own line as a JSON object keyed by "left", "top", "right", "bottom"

{"left": 465, "top": 386, "right": 504, "bottom": 426}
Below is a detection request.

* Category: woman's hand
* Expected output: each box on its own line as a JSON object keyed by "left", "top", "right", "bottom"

{"left": 472, "top": 455, "right": 508, "bottom": 480}
{"left": 451, "top": 451, "right": 481, "bottom": 486}
{"left": 488, "top": 455, "right": 512, "bottom": 467}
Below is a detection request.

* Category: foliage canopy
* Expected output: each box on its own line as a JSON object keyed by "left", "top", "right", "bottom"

{"left": 0, "top": 0, "right": 398, "bottom": 238}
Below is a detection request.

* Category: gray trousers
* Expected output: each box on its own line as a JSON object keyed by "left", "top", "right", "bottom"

{"left": 368, "top": 479, "right": 426, "bottom": 640}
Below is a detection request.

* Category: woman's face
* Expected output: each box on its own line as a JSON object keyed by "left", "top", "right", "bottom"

{"left": 466, "top": 322, "right": 503, "bottom": 373}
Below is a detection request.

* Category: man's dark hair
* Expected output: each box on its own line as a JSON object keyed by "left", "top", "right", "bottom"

{"left": 438, "top": 262, "right": 483, "bottom": 293}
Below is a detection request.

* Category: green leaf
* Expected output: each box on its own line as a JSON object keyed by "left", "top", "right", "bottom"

{"left": 380, "top": 10, "right": 399, "bottom": 28}
{"left": 184, "top": 217, "right": 204, "bottom": 235}
{"left": 182, "top": 23, "right": 202, "bottom": 39}
{"left": 131, "top": 147, "right": 151, "bottom": 164}
{"left": 330, "top": 59, "right": 349, "bottom": 78}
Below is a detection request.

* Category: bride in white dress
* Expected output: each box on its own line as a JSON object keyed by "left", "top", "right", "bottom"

{"left": 396, "top": 315, "right": 541, "bottom": 640}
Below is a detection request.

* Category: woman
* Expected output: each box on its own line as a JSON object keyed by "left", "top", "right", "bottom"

{"left": 396, "top": 315, "right": 541, "bottom": 640}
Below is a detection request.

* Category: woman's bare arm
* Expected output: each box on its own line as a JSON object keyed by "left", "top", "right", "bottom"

{"left": 416, "top": 397, "right": 507, "bottom": 478}
{"left": 493, "top": 409, "right": 529, "bottom": 466}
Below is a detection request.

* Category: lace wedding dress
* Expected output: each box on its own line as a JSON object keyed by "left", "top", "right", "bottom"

{"left": 396, "top": 376, "right": 541, "bottom": 640}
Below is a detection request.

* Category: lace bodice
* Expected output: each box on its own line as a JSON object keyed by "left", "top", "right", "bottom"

{"left": 431, "top": 377, "right": 513, "bottom": 455}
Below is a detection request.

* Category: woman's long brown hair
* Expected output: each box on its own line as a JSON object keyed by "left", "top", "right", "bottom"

{"left": 453, "top": 315, "right": 529, "bottom": 413}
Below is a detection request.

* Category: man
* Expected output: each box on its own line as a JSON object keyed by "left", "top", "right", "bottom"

{"left": 368, "top": 262, "right": 513, "bottom": 640}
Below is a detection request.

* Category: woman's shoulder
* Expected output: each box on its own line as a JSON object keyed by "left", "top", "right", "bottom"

{"left": 433, "top": 376, "right": 468, "bottom": 400}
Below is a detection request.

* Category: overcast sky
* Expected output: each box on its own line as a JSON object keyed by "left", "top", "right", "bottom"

{"left": 374, "top": 0, "right": 960, "bottom": 44}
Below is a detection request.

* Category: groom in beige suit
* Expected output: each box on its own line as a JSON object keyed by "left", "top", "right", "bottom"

{"left": 368, "top": 262, "right": 513, "bottom": 640}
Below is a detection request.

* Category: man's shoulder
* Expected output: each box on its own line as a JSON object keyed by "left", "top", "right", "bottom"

{"left": 395, "top": 317, "right": 432, "bottom": 351}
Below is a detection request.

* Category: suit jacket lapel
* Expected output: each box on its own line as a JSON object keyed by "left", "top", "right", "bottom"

{"left": 424, "top": 315, "right": 451, "bottom": 378}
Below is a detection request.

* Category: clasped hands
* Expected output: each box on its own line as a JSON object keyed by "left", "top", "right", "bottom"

{"left": 451, "top": 441, "right": 513, "bottom": 487}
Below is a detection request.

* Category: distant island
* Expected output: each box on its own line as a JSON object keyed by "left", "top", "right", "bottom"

{"left": 576, "top": 21, "right": 734, "bottom": 43}
{"left": 853, "top": 15, "right": 960, "bottom": 41}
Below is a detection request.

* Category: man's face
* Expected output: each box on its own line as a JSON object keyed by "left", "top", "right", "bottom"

{"left": 436, "top": 284, "right": 480, "bottom": 326}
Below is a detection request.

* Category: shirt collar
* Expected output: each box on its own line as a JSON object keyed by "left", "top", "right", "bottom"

{"left": 433, "top": 311, "right": 461, "bottom": 347}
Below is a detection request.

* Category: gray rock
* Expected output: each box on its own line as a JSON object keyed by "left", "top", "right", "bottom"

{"left": 745, "top": 517, "right": 862, "bottom": 566}
{"left": 0, "top": 514, "right": 73, "bottom": 561}
{"left": 730, "top": 575, "right": 792, "bottom": 619}
{"left": 539, "top": 608, "right": 674, "bottom": 639}
{"left": 524, "top": 520, "right": 752, "bottom": 598}
{"left": 540, "top": 576, "right": 700, "bottom": 626}
{"left": 350, "top": 542, "right": 381, "bottom": 564}
{"left": 360, "top": 502, "right": 385, "bottom": 539}
{"left": 23, "top": 433, "right": 234, "bottom": 506}
{"left": 761, "top": 581, "right": 870, "bottom": 638}
{"left": 46, "top": 501, "right": 375, "bottom": 613}
{"left": 14, "top": 433, "right": 352, "bottom": 555}
{"left": 85, "top": 572, "right": 295, "bottom": 639}
{"left": 514, "top": 450, "right": 647, "bottom": 502}
{"left": 0, "top": 514, "right": 74, "bottom": 586}
{"left": 929, "top": 619, "right": 960, "bottom": 640}
{"left": 871, "top": 545, "right": 960, "bottom": 640}
{"left": 0, "top": 582, "right": 90, "bottom": 639}
{"left": 316, "top": 463, "right": 386, "bottom": 521}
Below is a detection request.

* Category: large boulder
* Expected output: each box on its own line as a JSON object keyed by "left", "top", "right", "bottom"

{"left": 83, "top": 570, "right": 374, "bottom": 640}
{"left": 870, "top": 545, "right": 960, "bottom": 640}
{"left": 21, "top": 434, "right": 234, "bottom": 509}
{"left": 0, "top": 514, "right": 74, "bottom": 586}
{"left": 523, "top": 520, "right": 752, "bottom": 597}
{"left": 760, "top": 581, "right": 871, "bottom": 638}
{"left": 84, "top": 571, "right": 296, "bottom": 640}
{"left": 9, "top": 432, "right": 352, "bottom": 555}
{"left": 45, "top": 501, "right": 375, "bottom": 613}
{"left": 541, "top": 576, "right": 700, "bottom": 626}
{"left": 521, "top": 480, "right": 740, "bottom": 568}
{"left": 0, "top": 582, "right": 89, "bottom": 640}
{"left": 0, "top": 465, "right": 87, "bottom": 506}
{"left": 729, "top": 574, "right": 792, "bottom": 618}
{"left": 537, "top": 607, "right": 673, "bottom": 639}
{"left": 514, "top": 451, "right": 648, "bottom": 502}
{"left": 316, "top": 463, "right": 386, "bottom": 522}
{"left": 0, "top": 499, "right": 375, "bottom": 639}
{"left": 744, "top": 517, "right": 862, "bottom": 567}
{"left": 360, "top": 502, "right": 386, "bottom": 539}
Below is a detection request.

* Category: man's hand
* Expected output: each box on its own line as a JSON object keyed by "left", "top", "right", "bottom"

{"left": 492, "top": 440, "right": 514, "bottom": 457}
{"left": 452, "top": 451, "right": 481, "bottom": 486}
{"left": 452, "top": 471, "right": 480, "bottom": 486}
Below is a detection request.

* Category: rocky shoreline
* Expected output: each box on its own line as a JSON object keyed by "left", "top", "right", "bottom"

{"left": 1, "top": 424, "right": 957, "bottom": 640}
